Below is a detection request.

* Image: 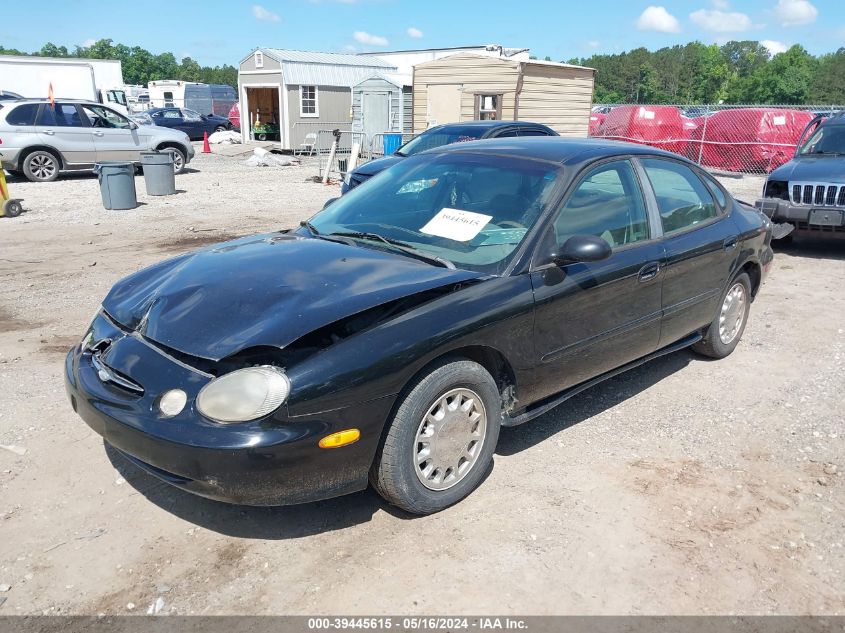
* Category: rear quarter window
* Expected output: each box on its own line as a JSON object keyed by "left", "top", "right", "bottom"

{"left": 5, "top": 104, "right": 39, "bottom": 126}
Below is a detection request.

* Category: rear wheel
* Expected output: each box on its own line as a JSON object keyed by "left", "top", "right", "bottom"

{"left": 23, "top": 150, "right": 60, "bottom": 182}
{"left": 692, "top": 272, "right": 751, "bottom": 359}
{"left": 371, "top": 359, "right": 501, "bottom": 514}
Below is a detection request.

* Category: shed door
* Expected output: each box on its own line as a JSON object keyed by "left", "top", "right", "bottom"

{"left": 426, "top": 84, "right": 462, "bottom": 127}
{"left": 362, "top": 92, "right": 390, "bottom": 145}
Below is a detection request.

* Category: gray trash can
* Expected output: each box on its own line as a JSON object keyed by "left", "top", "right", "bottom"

{"left": 94, "top": 161, "right": 137, "bottom": 210}
{"left": 140, "top": 151, "right": 176, "bottom": 196}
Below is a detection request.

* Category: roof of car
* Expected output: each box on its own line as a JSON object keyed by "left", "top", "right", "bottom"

{"left": 427, "top": 136, "right": 688, "bottom": 165}
{"left": 429, "top": 120, "right": 550, "bottom": 131}
{"left": 2, "top": 98, "right": 100, "bottom": 105}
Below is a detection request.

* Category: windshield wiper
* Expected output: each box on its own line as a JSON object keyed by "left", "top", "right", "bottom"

{"left": 299, "top": 221, "right": 358, "bottom": 246}
{"left": 299, "top": 220, "right": 321, "bottom": 235}
{"left": 328, "top": 231, "right": 455, "bottom": 269}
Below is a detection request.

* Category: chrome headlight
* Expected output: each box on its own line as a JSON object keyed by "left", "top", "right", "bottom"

{"left": 196, "top": 366, "right": 290, "bottom": 424}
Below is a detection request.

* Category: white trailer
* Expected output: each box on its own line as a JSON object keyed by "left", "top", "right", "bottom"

{"left": 0, "top": 55, "right": 128, "bottom": 114}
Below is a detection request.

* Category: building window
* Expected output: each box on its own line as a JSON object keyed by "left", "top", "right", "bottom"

{"left": 254, "top": 51, "right": 264, "bottom": 69}
{"left": 475, "top": 94, "right": 502, "bottom": 120}
{"left": 300, "top": 85, "right": 319, "bottom": 118}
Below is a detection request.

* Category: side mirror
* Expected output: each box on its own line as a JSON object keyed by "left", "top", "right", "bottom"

{"left": 129, "top": 121, "right": 138, "bottom": 130}
{"left": 551, "top": 235, "right": 612, "bottom": 265}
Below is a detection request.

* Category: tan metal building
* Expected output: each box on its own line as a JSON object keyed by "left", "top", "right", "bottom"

{"left": 411, "top": 53, "right": 595, "bottom": 136}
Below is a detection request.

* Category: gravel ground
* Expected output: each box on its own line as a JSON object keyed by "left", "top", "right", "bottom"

{"left": 0, "top": 147, "right": 842, "bottom": 616}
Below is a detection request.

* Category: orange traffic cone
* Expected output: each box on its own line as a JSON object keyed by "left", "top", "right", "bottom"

{"left": 202, "top": 131, "right": 211, "bottom": 154}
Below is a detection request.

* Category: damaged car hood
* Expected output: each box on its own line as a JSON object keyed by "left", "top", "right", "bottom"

{"left": 102, "top": 233, "right": 483, "bottom": 361}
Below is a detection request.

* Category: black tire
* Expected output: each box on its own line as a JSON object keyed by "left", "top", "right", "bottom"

{"left": 2, "top": 200, "right": 23, "bottom": 218}
{"left": 371, "top": 359, "right": 501, "bottom": 515}
{"left": 257, "top": 133, "right": 268, "bottom": 141}
{"left": 692, "top": 272, "right": 752, "bottom": 359}
{"left": 22, "top": 150, "right": 60, "bottom": 182}
{"left": 214, "top": 125, "right": 227, "bottom": 133}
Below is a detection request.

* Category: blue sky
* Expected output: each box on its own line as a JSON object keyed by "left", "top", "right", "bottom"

{"left": 2, "top": 0, "right": 843, "bottom": 66}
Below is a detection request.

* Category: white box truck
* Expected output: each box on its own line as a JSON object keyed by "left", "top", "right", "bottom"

{"left": 0, "top": 55, "right": 128, "bottom": 114}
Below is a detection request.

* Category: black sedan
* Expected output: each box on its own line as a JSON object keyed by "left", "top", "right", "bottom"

{"left": 65, "top": 138, "right": 773, "bottom": 514}
{"left": 147, "top": 107, "right": 232, "bottom": 140}
{"left": 341, "top": 120, "right": 557, "bottom": 194}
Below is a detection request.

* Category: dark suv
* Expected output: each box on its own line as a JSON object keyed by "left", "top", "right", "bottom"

{"left": 342, "top": 120, "right": 558, "bottom": 193}
{"left": 756, "top": 112, "right": 845, "bottom": 235}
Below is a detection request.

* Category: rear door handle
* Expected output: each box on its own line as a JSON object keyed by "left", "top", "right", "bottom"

{"left": 724, "top": 237, "right": 738, "bottom": 251}
{"left": 43, "top": 129, "right": 55, "bottom": 136}
{"left": 638, "top": 262, "right": 661, "bottom": 282}
{"left": 93, "top": 131, "right": 104, "bottom": 137}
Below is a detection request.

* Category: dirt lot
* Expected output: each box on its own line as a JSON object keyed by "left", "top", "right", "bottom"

{"left": 0, "top": 147, "right": 842, "bottom": 616}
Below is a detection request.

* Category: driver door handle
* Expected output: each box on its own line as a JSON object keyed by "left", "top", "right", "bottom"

{"left": 723, "top": 237, "right": 738, "bottom": 251}
{"left": 93, "top": 131, "right": 104, "bottom": 137}
{"left": 43, "top": 129, "right": 55, "bottom": 135}
{"left": 638, "top": 262, "right": 661, "bottom": 283}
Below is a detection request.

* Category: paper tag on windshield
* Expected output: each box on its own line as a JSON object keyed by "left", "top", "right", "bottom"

{"left": 420, "top": 208, "right": 493, "bottom": 242}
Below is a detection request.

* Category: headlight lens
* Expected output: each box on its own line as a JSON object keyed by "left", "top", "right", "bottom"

{"left": 196, "top": 366, "right": 290, "bottom": 424}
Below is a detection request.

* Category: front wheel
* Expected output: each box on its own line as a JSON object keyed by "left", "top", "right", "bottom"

{"left": 162, "top": 147, "right": 186, "bottom": 174}
{"left": 692, "top": 272, "right": 752, "bottom": 359}
{"left": 371, "top": 359, "right": 501, "bottom": 514}
{"left": 214, "top": 125, "right": 226, "bottom": 133}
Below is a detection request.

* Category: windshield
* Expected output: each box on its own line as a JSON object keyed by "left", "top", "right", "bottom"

{"left": 306, "top": 152, "right": 561, "bottom": 274}
{"left": 397, "top": 126, "right": 490, "bottom": 157}
{"left": 799, "top": 125, "right": 845, "bottom": 155}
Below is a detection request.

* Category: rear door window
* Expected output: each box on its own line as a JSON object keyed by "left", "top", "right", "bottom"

{"left": 5, "top": 104, "right": 39, "bottom": 126}
{"left": 640, "top": 158, "right": 718, "bottom": 235}
{"left": 518, "top": 128, "right": 555, "bottom": 136}
{"left": 37, "top": 104, "right": 86, "bottom": 127}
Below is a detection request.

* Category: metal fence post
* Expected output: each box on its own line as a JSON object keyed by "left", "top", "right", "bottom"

{"left": 696, "top": 104, "right": 710, "bottom": 167}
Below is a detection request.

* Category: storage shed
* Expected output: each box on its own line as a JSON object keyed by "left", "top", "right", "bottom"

{"left": 238, "top": 48, "right": 397, "bottom": 149}
{"left": 411, "top": 53, "right": 595, "bottom": 135}
{"left": 352, "top": 75, "right": 410, "bottom": 140}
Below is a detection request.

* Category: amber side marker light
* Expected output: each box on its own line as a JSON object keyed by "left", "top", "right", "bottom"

{"left": 319, "top": 429, "right": 361, "bottom": 449}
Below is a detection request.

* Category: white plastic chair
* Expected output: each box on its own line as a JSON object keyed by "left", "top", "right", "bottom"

{"left": 299, "top": 133, "right": 317, "bottom": 156}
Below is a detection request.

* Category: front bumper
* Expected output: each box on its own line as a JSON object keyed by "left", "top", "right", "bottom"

{"left": 64, "top": 314, "right": 391, "bottom": 506}
{"left": 756, "top": 197, "right": 845, "bottom": 232}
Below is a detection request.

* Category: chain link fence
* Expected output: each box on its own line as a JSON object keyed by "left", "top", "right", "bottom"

{"left": 589, "top": 104, "right": 843, "bottom": 174}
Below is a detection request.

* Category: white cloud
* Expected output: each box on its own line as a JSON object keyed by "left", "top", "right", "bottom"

{"left": 636, "top": 6, "right": 682, "bottom": 33}
{"left": 773, "top": 0, "right": 818, "bottom": 26}
{"left": 406, "top": 27, "right": 423, "bottom": 38}
{"left": 587, "top": 40, "right": 601, "bottom": 48}
{"left": 690, "top": 9, "right": 753, "bottom": 32}
{"left": 353, "top": 31, "right": 388, "bottom": 46}
{"left": 80, "top": 38, "right": 97, "bottom": 48}
{"left": 711, "top": 0, "right": 730, "bottom": 8}
{"left": 761, "top": 39, "right": 789, "bottom": 54}
{"left": 252, "top": 4, "right": 280, "bottom": 22}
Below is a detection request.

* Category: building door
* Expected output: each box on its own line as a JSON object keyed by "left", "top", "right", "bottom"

{"left": 426, "top": 84, "right": 462, "bottom": 127}
{"left": 362, "top": 91, "right": 389, "bottom": 151}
